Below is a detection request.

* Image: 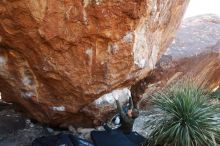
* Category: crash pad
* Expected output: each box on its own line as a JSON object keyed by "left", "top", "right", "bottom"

{"left": 91, "top": 130, "right": 145, "bottom": 146}
{"left": 32, "top": 133, "right": 94, "bottom": 146}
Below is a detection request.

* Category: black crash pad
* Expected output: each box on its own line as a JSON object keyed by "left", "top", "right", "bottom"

{"left": 126, "top": 132, "right": 146, "bottom": 145}
{"left": 32, "top": 133, "right": 94, "bottom": 146}
{"left": 91, "top": 130, "right": 145, "bottom": 146}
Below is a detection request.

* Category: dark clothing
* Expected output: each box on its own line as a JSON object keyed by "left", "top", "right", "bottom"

{"left": 116, "top": 97, "right": 135, "bottom": 134}
{"left": 123, "top": 97, "right": 134, "bottom": 113}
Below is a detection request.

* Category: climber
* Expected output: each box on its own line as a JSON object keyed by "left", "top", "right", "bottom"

{"left": 114, "top": 95, "right": 139, "bottom": 134}
{"left": 103, "top": 94, "right": 139, "bottom": 134}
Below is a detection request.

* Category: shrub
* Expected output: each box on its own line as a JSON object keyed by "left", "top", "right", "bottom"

{"left": 145, "top": 83, "right": 220, "bottom": 146}
{"left": 211, "top": 87, "right": 220, "bottom": 99}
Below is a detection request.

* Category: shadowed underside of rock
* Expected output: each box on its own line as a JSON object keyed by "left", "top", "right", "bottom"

{"left": 0, "top": 0, "right": 189, "bottom": 126}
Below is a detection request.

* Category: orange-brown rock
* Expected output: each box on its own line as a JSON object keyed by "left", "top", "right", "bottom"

{"left": 0, "top": 0, "right": 189, "bottom": 126}
{"left": 131, "top": 15, "right": 220, "bottom": 108}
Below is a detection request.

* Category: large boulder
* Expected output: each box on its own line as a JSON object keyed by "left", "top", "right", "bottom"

{"left": 131, "top": 14, "right": 220, "bottom": 108}
{"left": 0, "top": 0, "right": 189, "bottom": 126}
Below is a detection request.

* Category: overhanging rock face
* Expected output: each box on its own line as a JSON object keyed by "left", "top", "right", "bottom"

{"left": 131, "top": 15, "right": 220, "bottom": 108}
{"left": 0, "top": 0, "right": 189, "bottom": 126}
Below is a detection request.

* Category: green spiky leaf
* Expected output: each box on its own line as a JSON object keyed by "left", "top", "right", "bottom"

{"left": 145, "top": 83, "right": 220, "bottom": 146}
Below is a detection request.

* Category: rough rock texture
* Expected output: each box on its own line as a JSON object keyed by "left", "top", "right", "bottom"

{"left": 0, "top": 102, "right": 150, "bottom": 146}
{"left": 82, "top": 87, "right": 132, "bottom": 124}
{"left": 131, "top": 14, "right": 220, "bottom": 108}
{"left": 0, "top": 103, "right": 48, "bottom": 146}
{"left": 0, "top": 0, "right": 189, "bottom": 126}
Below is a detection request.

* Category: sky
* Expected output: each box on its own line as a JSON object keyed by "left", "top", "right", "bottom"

{"left": 184, "top": 0, "right": 220, "bottom": 18}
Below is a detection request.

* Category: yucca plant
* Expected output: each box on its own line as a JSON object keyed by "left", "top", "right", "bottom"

{"left": 145, "top": 82, "right": 220, "bottom": 146}
{"left": 211, "top": 87, "right": 220, "bottom": 99}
